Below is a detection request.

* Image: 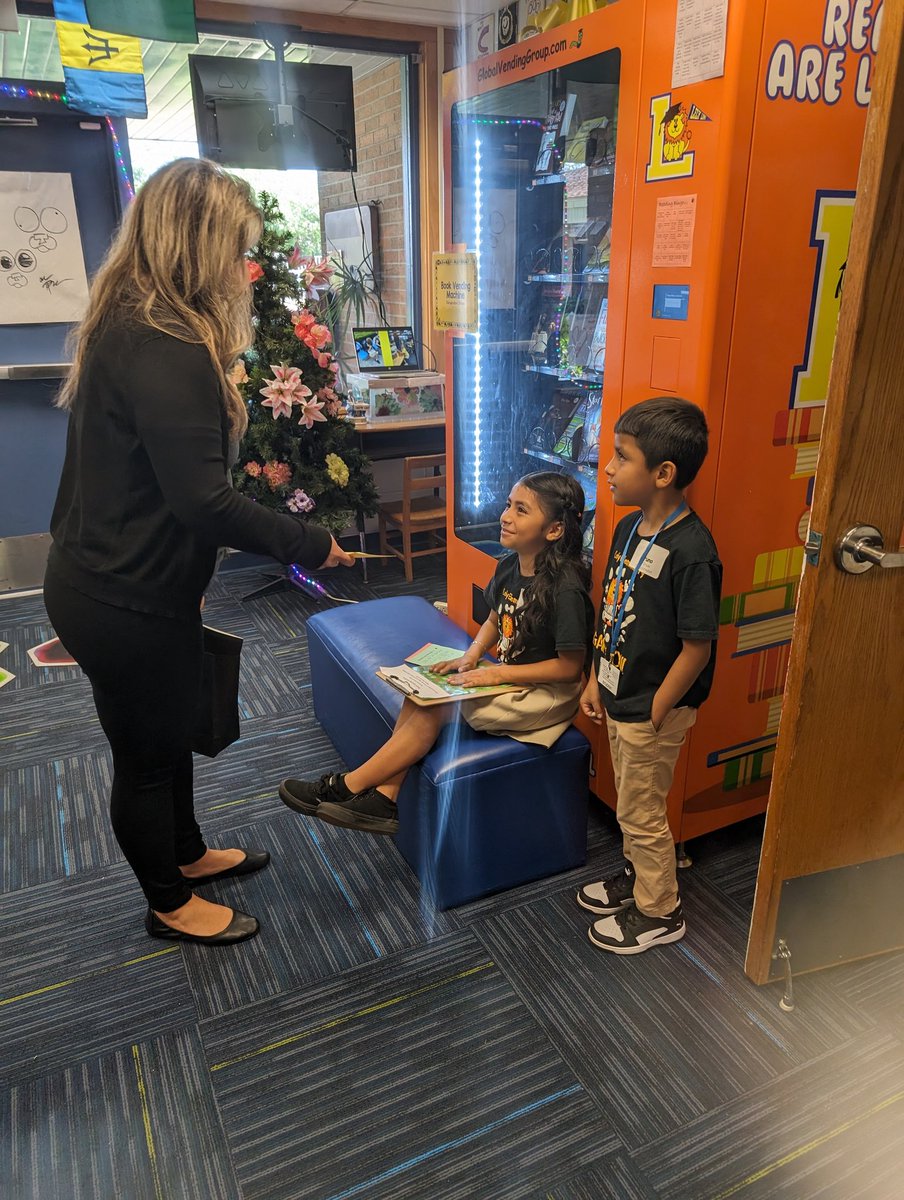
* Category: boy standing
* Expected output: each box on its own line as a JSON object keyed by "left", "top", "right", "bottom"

{"left": 579, "top": 397, "right": 722, "bottom": 954}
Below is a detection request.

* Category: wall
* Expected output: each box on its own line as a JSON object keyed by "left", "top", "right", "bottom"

{"left": 318, "top": 58, "right": 409, "bottom": 345}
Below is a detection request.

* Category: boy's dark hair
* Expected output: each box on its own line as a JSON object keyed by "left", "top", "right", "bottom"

{"left": 615, "top": 397, "right": 709, "bottom": 489}
{"left": 510, "top": 471, "right": 590, "bottom": 662}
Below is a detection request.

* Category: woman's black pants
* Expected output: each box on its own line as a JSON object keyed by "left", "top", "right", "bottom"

{"left": 44, "top": 567, "right": 205, "bottom": 912}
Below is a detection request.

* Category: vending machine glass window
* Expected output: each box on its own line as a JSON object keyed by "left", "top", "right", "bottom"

{"left": 451, "top": 50, "right": 620, "bottom": 562}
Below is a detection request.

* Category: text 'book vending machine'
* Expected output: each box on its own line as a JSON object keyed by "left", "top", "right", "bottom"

{"left": 443, "top": 0, "right": 879, "bottom": 842}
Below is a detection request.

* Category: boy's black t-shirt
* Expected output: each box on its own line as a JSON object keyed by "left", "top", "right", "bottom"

{"left": 484, "top": 553, "right": 593, "bottom": 670}
{"left": 593, "top": 510, "right": 722, "bottom": 722}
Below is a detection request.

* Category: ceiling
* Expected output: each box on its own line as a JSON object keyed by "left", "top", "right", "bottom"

{"left": 0, "top": 16, "right": 398, "bottom": 147}
{"left": 209, "top": 0, "right": 481, "bottom": 27}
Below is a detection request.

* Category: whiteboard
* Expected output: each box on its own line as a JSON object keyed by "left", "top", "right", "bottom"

{"left": 0, "top": 171, "right": 90, "bottom": 325}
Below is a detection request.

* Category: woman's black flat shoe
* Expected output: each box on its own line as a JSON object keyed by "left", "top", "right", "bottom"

{"left": 183, "top": 849, "right": 270, "bottom": 885}
{"left": 145, "top": 907, "right": 259, "bottom": 944}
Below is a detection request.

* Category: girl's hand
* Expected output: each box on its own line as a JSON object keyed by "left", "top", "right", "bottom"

{"left": 580, "top": 678, "right": 604, "bottom": 723}
{"left": 433, "top": 655, "right": 478, "bottom": 675}
{"left": 449, "top": 665, "right": 506, "bottom": 687}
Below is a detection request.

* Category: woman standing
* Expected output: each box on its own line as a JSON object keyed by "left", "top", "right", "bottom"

{"left": 44, "top": 159, "right": 352, "bottom": 945}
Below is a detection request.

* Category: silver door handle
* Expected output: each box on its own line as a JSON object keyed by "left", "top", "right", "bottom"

{"left": 835, "top": 525, "right": 904, "bottom": 574}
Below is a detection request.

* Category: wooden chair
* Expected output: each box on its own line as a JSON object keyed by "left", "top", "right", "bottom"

{"left": 378, "top": 453, "right": 447, "bottom": 582}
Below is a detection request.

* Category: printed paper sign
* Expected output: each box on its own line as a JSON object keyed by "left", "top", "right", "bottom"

{"left": 652, "top": 194, "right": 698, "bottom": 269}
{"left": 432, "top": 252, "right": 478, "bottom": 332}
{"left": 672, "top": 0, "right": 729, "bottom": 88}
{"left": 0, "top": 172, "right": 90, "bottom": 324}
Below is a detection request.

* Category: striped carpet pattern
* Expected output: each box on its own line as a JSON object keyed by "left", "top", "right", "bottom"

{"left": 1, "top": 553, "right": 903, "bottom": 1199}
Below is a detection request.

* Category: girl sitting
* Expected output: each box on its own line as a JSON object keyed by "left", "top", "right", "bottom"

{"left": 279, "top": 472, "right": 594, "bottom": 835}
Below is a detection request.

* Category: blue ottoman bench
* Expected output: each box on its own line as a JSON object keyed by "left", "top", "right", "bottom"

{"left": 305, "top": 596, "right": 589, "bottom": 909}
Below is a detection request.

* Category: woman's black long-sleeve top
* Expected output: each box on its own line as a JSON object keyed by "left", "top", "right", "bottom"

{"left": 48, "top": 321, "right": 332, "bottom": 619}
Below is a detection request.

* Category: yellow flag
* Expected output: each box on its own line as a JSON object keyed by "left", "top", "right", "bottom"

{"left": 55, "top": 19, "right": 143, "bottom": 75}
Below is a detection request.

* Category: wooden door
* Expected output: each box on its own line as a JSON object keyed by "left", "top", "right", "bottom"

{"left": 745, "top": 2, "right": 904, "bottom": 984}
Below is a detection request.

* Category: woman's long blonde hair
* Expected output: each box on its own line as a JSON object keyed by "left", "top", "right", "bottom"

{"left": 57, "top": 157, "right": 262, "bottom": 438}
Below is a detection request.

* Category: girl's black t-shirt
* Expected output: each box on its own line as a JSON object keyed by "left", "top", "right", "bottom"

{"left": 484, "top": 552, "right": 593, "bottom": 670}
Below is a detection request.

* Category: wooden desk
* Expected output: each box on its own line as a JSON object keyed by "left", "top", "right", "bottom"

{"left": 352, "top": 415, "right": 445, "bottom": 461}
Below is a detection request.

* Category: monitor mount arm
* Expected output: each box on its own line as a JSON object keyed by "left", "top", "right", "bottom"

{"left": 258, "top": 26, "right": 355, "bottom": 171}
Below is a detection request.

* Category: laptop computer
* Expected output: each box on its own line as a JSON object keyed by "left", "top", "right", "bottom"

{"left": 352, "top": 326, "right": 419, "bottom": 373}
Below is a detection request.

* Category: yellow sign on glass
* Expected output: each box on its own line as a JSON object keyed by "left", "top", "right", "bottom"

{"left": 432, "top": 252, "right": 478, "bottom": 332}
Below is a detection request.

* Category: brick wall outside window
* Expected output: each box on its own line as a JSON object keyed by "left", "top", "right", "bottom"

{"left": 318, "top": 58, "right": 410, "bottom": 362}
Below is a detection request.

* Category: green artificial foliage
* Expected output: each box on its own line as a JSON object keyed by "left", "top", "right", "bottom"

{"left": 232, "top": 193, "right": 378, "bottom": 533}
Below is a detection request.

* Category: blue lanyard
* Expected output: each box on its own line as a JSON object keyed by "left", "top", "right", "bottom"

{"left": 608, "top": 501, "right": 687, "bottom": 662}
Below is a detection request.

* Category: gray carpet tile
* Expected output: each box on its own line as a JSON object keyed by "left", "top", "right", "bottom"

{"left": 0, "top": 679, "right": 104, "bottom": 771}
{"left": 181, "top": 815, "right": 391, "bottom": 1020}
{"left": 633, "top": 1028, "right": 904, "bottom": 1200}
{"left": 452, "top": 838, "right": 624, "bottom": 927}
{"left": 473, "top": 884, "right": 875, "bottom": 1153}
{"left": 0, "top": 864, "right": 195, "bottom": 1086}
{"left": 825, "top": 951, "right": 904, "bottom": 1040}
{"left": 203, "top": 932, "right": 614, "bottom": 1200}
{"left": 3, "top": 750, "right": 119, "bottom": 893}
{"left": 533, "top": 1152, "right": 660, "bottom": 1200}
{"left": 233, "top": 636, "right": 314, "bottom": 719}
{"left": 1, "top": 1027, "right": 241, "bottom": 1200}
{"left": 689, "top": 814, "right": 766, "bottom": 910}
{"left": 191, "top": 720, "right": 344, "bottom": 840}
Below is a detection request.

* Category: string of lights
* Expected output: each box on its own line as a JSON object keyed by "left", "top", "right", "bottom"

{"left": 0, "top": 82, "right": 134, "bottom": 202}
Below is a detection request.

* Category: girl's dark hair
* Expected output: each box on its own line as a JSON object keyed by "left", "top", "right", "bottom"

{"left": 614, "top": 396, "right": 708, "bottom": 489}
{"left": 510, "top": 471, "right": 590, "bottom": 661}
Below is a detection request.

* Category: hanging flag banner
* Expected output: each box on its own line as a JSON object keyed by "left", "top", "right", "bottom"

{"left": 84, "top": 1, "right": 198, "bottom": 44}
{"left": 1, "top": 1, "right": 19, "bottom": 33}
{"left": 53, "top": 0, "right": 147, "bottom": 118}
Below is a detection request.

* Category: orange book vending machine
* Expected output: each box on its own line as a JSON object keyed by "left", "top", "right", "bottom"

{"left": 442, "top": 0, "right": 879, "bottom": 843}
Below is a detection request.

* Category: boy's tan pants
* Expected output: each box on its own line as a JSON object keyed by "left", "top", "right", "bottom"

{"left": 605, "top": 706, "right": 697, "bottom": 916}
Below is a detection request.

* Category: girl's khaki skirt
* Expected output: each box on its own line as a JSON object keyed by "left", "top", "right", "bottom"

{"left": 460, "top": 680, "right": 582, "bottom": 749}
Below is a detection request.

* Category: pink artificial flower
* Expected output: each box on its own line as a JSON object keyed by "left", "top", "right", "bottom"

{"left": 294, "top": 310, "right": 316, "bottom": 334}
{"left": 297, "top": 396, "right": 327, "bottom": 429}
{"left": 246, "top": 260, "right": 264, "bottom": 284}
{"left": 329, "top": 360, "right": 340, "bottom": 374}
{"left": 244, "top": 461, "right": 262, "bottom": 478}
{"left": 306, "top": 323, "right": 332, "bottom": 349}
{"left": 287, "top": 243, "right": 305, "bottom": 271}
{"left": 259, "top": 364, "right": 312, "bottom": 420}
{"left": 316, "top": 351, "right": 332, "bottom": 369}
{"left": 318, "top": 386, "right": 338, "bottom": 402}
{"left": 262, "top": 461, "right": 293, "bottom": 491}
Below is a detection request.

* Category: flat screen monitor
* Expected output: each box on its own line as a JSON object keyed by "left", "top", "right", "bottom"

{"left": 353, "top": 327, "right": 419, "bottom": 373}
{"left": 189, "top": 55, "right": 356, "bottom": 172}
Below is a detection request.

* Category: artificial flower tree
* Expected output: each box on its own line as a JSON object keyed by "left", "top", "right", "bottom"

{"left": 233, "top": 192, "right": 378, "bottom": 534}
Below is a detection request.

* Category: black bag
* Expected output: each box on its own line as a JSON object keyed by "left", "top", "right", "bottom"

{"left": 192, "top": 625, "right": 243, "bottom": 758}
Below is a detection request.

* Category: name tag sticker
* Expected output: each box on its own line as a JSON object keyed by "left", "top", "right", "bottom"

{"left": 630, "top": 540, "right": 670, "bottom": 580}
{"left": 598, "top": 659, "right": 621, "bottom": 695}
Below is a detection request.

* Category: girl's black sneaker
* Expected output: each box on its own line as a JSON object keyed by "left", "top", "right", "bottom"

{"left": 279, "top": 772, "right": 351, "bottom": 815}
{"left": 316, "top": 789, "right": 399, "bottom": 835}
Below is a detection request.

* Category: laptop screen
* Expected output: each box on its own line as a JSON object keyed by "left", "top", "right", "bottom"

{"left": 352, "top": 326, "right": 419, "bottom": 372}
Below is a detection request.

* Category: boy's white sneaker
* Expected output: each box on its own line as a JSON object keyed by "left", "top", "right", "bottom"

{"left": 576, "top": 863, "right": 635, "bottom": 915}
{"left": 588, "top": 903, "right": 685, "bottom": 954}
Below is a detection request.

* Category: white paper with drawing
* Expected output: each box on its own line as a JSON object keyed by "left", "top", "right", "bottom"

{"left": 0, "top": 172, "right": 90, "bottom": 324}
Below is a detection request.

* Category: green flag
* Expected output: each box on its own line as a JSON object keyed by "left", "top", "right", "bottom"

{"left": 84, "top": 1, "right": 197, "bottom": 44}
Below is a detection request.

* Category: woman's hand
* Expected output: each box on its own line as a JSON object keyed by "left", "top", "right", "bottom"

{"left": 432, "top": 654, "right": 479, "bottom": 676}
{"left": 448, "top": 665, "right": 507, "bottom": 687}
{"left": 318, "top": 536, "right": 355, "bottom": 568}
{"left": 580, "top": 677, "right": 604, "bottom": 723}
